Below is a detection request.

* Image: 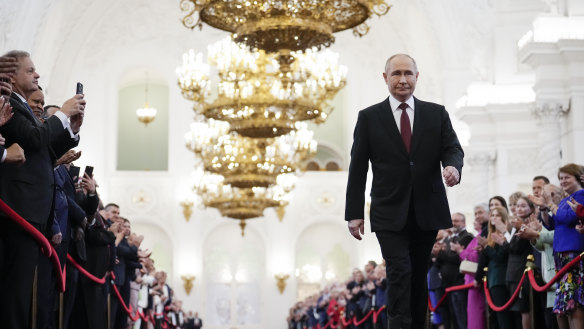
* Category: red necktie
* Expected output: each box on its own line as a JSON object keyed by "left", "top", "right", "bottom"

{"left": 399, "top": 103, "right": 411, "bottom": 152}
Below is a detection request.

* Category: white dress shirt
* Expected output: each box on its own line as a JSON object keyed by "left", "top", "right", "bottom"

{"left": 389, "top": 95, "right": 415, "bottom": 134}
{"left": 14, "top": 92, "right": 79, "bottom": 140}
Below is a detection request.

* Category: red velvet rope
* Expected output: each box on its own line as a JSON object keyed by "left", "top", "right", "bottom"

{"left": 341, "top": 313, "right": 353, "bottom": 327}
{"left": 428, "top": 293, "right": 449, "bottom": 312}
{"left": 484, "top": 272, "right": 526, "bottom": 312}
{"left": 527, "top": 253, "right": 583, "bottom": 292}
{"left": 427, "top": 282, "right": 475, "bottom": 311}
{"left": 372, "top": 305, "right": 386, "bottom": 323}
{"left": 110, "top": 280, "right": 141, "bottom": 322}
{"left": 0, "top": 198, "right": 177, "bottom": 326}
{"left": 49, "top": 246, "right": 66, "bottom": 292}
{"left": 0, "top": 199, "right": 67, "bottom": 291}
{"left": 353, "top": 309, "right": 375, "bottom": 326}
{"left": 0, "top": 199, "right": 52, "bottom": 257}
{"left": 66, "top": 254, "right": 107, "bottom": 284}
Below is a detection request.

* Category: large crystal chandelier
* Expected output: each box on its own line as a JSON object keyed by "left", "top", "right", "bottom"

{"left": 178, "top": 38, "right": 346, "bottom": 227}
{"left": 179, "top": 0, "right": 391, "bottom": 54}
{"left": 177, "top": 37, "right": 347, "bottom": 138}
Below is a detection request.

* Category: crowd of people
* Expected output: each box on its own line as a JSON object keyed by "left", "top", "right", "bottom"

{"left": 291, "top": 167, "right": 584, "bottom": 329}
{"left": 0, "top": 52, "right": 204, "bottom": 329}
{"left": 288, "top": 260, "right": 388, "bottom": 329}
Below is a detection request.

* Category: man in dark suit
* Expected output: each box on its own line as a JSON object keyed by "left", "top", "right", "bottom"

{"left": 345, "top": 54, "right": 464, "bottom": 329}
{"left": 437, "top": 213, "right": 473, "bottom": 329}
{"left": 193, "top": 312, "right": 203, "bottom": 329}
{"left": 0, "top": 50, "right": 85, "bottom": 329}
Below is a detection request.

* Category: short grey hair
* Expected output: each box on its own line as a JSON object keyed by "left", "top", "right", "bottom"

{"left": 384, "top": 54, "right": 418, "bottom": 74}
{"left": 473, "top": 202, "right": 489, "bottom": 213}
{"left": 3, "top": 50, "right": 30, "bottom": 60}
{"left": 452, "top": 212, "right": 466, "bottom": 221}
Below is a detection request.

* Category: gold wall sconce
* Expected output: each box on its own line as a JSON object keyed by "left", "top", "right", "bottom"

{"left": 180, "top": 200, "right": 194, "bottom": 222}
{"left": 275, "top": 273, "right": 290, "bottom": 294}
{"left": 181, "top": 274, "right": 196, "bottom": 295}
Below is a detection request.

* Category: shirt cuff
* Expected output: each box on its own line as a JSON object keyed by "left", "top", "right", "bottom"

{"left": 54, "top": 111, "right": 80, "bottom": 141}
{"left": 1, "top": 149, "right": 5, "bottom": 163}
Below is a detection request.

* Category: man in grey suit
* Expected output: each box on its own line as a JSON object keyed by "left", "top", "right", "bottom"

{"left": 345, "top": 54, "right": 464, "bottom": 329}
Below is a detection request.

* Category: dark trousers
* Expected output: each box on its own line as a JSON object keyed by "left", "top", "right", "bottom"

{"left": 489, "top": 285, "right": 514, "bottom": 329}
{"left": 0, "top": 219, "right": 43, "bottom": 329}
{"left": 448, "top": 290, "right": 467, "bottom": 329}
{"left": 71, "top": 278, "right": 108, "bottom": 329}
{"left": 37, "top": 253, "right": 56, "bottom": 329}
{"left": 62, "top": 265, "right": 78, "bottom": 329}
{"left": 376, "top": 214, "right": 437, "bottom": 329}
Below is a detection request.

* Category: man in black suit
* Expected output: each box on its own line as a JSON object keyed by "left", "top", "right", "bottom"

{"left": 0, "top": 50, "right": 85, "bottom": 329}
{"left": 193, "top": 312, "right": 203, "bottom": 329}
{"left": 345, "top": 54, "right": 464, "bottom": 329}
{"left": 437, "top": 213, "right": 473, "bottom": 329}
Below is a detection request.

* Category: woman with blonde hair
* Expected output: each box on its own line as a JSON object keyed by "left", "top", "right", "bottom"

{"left": 475, "top": 206, "right": 514, "bottom": 329}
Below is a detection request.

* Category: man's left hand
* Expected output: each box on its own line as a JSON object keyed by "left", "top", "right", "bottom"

{"left": 443, "top": 166, "right": 460, "bottom": 187}
{"left": 348, "top": 219, "right": 365, "bottom": 240}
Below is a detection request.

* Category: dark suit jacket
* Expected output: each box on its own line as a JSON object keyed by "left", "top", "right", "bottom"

{"left": 505, "top": 235, "right": 531, "bottom": 283}
{"left": 0, "top": 145, "right": 5, "bottom": 163}
{"left": 193, "top": 317, "right": 203, "bottom": 329}
{"left": 113, "top": 238, "right": 139, "bottom": 286}
{"left": 345, "top": 97, "right": 464, "bottom": 231}
{"left": 475, "top": 243, "right": 509, "bottom": 288}
{"left": 54, "top": 165, "right": 87, "bottom": 242}
{"left": 0, "top": 93, "right": 78, "bottom": 225}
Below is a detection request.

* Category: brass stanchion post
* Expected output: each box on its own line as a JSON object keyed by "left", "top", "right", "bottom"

{"left": 107, "top": 292, "right": 111, "bottom": 329}
{"left": 59, "top": 292, "right": 63, "bottom": 329}
{"left": 526, "top": 255, "right": 536, "bottom": 329}
{"left": 32, "top": 266, "right": 38, "bottom": 329}
{"left": 483, "top": 267, "right": 489, "bottom": 329}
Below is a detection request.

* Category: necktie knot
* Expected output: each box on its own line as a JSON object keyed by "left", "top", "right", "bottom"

{"left": 398, "top": 102, "right": 408, "bottom": 111}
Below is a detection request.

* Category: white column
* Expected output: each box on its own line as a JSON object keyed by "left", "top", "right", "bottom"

{"left": 531, "top": 102, "right": 567, "bottom": 183}
{"left": 466, "top": 152, "right": 495, "bottom": 206}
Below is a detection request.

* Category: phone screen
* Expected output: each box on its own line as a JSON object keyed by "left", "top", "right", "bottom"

{"left": 76, "top": 82, "right": 83, "bottom": 94}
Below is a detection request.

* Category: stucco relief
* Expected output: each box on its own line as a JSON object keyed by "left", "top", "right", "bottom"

{"left": 507, "top": 148, "right": 538, "bottom": 174}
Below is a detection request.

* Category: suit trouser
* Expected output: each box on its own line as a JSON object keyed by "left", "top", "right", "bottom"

{"left": 0, "top": 219, "right": 44, "bottom": 329}
{"left": 448, "top": 290, "right": 468, "bottom": 329}
{"left": 375, "top": 213, "right": 437, "bottom": 329}
{"left": 37, "top": 253, "right": 56, "bottom": 329}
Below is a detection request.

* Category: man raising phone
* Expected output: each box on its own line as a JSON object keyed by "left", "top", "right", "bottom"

{"left": 0, "top": 50, "right": 86, "bottom": 329}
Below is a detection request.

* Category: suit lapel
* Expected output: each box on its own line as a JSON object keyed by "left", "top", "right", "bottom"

{"left": 10, "top": 93, "right": 42, "bottom": 126}
{"left": 410, "top": 97, "right": 425, "bottom": 156}
{"left": 375, "top": 97, "right": 408, "bottom": 155}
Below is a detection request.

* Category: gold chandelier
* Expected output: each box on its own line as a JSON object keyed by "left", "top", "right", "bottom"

{"left": 179, "top": 0, "right": 391, "bottom": 54}
{"left": 177, "top": 37, "right": 347, "bottom": 138}
{"left": 191, "top": 170, "right": 294, "bottom": 234}
{"left": 185, "top": 118, "right": 316, "bottom": 189}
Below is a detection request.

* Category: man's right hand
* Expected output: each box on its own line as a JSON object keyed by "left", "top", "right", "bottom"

{"left": 5, "top": 143, "right": 25, "bottom": 164}
{"left": 0, "top": 57, "right": 18, "bottom": 74}
{"left": 348, "top": 219, "right": 365, "bottom": 240}
{"left": 59, "top": 94, "right": 86, "bottom": 118}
